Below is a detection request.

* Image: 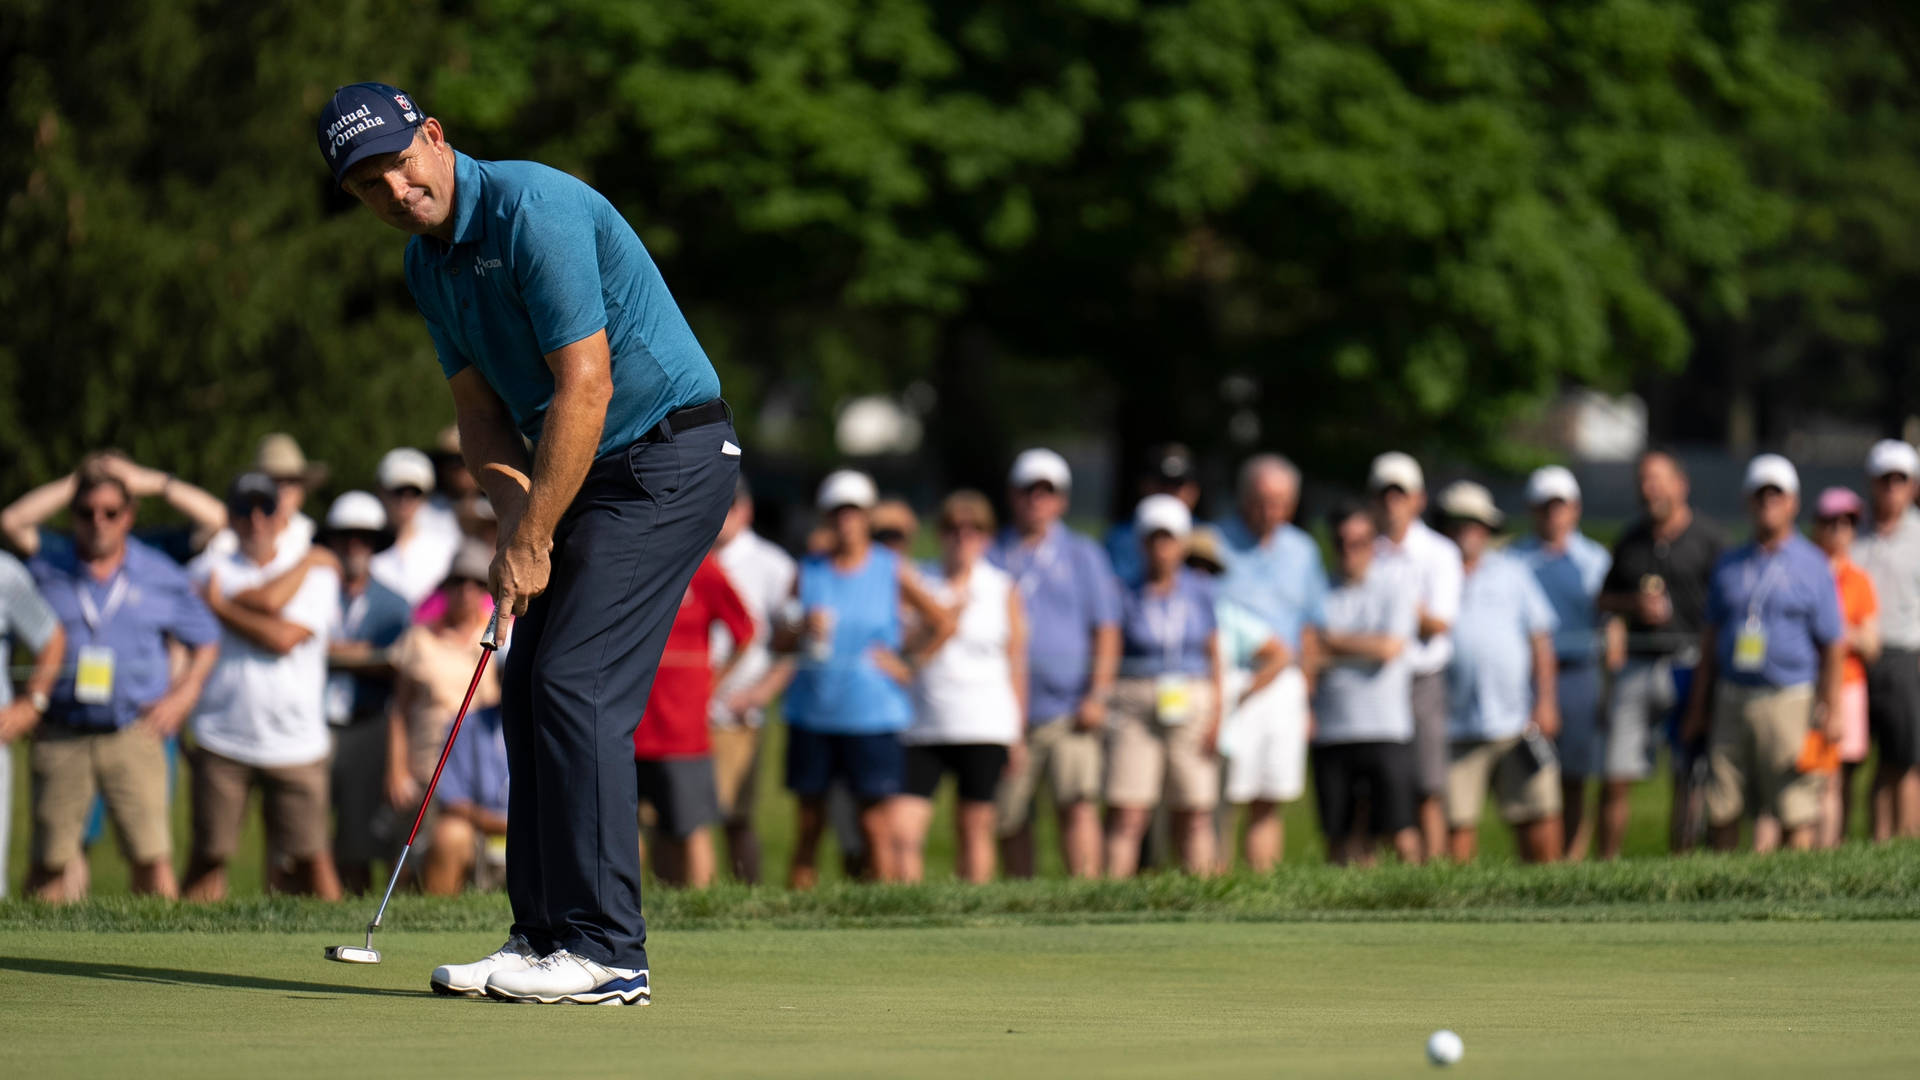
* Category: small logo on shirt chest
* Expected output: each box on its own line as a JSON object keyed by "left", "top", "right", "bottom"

{"left": 473, "top": 254, "right": 503, "bottom": 277}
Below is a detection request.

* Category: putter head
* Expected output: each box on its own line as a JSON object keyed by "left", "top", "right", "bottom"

{"left": 324, "top": 943, "right": 382, "bottom": 964}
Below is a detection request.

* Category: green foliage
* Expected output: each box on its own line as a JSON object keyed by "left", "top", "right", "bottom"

{"left": 2, "top": 1, "right": 1915, "bottom": 496}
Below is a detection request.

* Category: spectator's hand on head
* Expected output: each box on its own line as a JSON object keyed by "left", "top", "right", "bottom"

{"left": 137, "top": 688, "right": 193, "bottom": 738}
{"left": 1074, "top": 695, "right": 1107, "bottom": 732}
{"left": 0, "top": 700, "right": 39, "bottom": 744}
{"left": 97, "top": 452, "right": 168, "bottom": 498}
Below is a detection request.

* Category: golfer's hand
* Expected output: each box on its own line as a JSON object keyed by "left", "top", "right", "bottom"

{"left": 492, "top": 536, "right": 552, "bottom": 618}
{"left": 138, "top": 689, "right": 193, "bottom": 738}
{"left": 1074, "top": 695, "right": 1107, "bottom": 732}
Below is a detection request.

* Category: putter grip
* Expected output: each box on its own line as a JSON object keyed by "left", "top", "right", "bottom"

{"left": 482, "top": 609, "right": 502, "bottom": 650}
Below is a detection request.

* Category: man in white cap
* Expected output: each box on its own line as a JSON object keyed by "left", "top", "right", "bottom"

{"left": 988, "top": 448, "right": 1121, "bottom": 878}
{"left": 1509, "top": 465, "right": 1610, "bottom": 860}
{"left": 369, "top": 447, "right": 462, "bottom": 608}
{"left": 317, "top": 491, "right": 415, "bottom": 894}
{"left": 1851, "top": 438, "right": 1920, "bottom": 839}
{"left": 1435, "top": 482, "right": 1564, "bottom": 863}
{"left": 1368, "top": 451, "right": 1463, "bottom": 859}
{"left": 1681, "top": 454, "right": 1844, "bottom": 853}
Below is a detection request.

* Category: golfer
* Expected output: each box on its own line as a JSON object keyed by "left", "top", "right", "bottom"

{"left": 317, "top": 83, "right": 738, "bottom": 1005}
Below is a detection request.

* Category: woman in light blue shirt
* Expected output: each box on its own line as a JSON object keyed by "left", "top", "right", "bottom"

{"left": 777, "top": 471, "right": 951, "bottom": 887}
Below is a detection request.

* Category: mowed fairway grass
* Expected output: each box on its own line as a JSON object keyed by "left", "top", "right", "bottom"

{"left": 2, "top": 921, "right": 1917, "bottom": 1079}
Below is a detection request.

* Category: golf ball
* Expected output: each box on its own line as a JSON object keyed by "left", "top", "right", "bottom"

{"left": 1427, "top": 1029, "right": 1464, "bottom": 1067}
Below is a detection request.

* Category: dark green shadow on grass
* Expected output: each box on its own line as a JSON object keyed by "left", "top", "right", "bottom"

{"left": 0, "top": 956, "right": 419, "bottom": 998}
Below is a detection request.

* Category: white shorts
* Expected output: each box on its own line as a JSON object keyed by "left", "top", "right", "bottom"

{"left": 1220, "top": 666, "right": 1308, "bottom": 804}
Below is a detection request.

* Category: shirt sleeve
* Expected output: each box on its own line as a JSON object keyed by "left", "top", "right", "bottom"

{"left": 1426, "top": 540, "right": 1464, "bottom": 623}
{"left": 1082, "top": 541, "right": 1123, "bottom": 629}
{"left": 1809, "top": 560, "right": 1844, "bottom": 647}
{"left": 508, "top": 193, "right": 608, "bottom": 354}
{"left": 1521, "top": 568, "right": 1559, "bottom": 637}
{"left": 1705, "top": 559, "right": 1730, "bottom": 628}
{"left": 165, "top": 565, "right": 222, "bottom": 648}
{"left": 422, "top": 312, "right": 472, "bottom": 380}
{"left": 0, "top": 553, "right": 59, "bottom": 652}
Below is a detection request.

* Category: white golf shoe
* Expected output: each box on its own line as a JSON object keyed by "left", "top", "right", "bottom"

{"left": 429, "top": 934, "right": 543, "bottom": 998}
{"left": 484, "top": 948, "right": 651, "bottom": 1006}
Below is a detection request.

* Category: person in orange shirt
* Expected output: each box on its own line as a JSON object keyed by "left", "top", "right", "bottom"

{"left": 1813, "top": 487, "right": 1880, "bottom": 848}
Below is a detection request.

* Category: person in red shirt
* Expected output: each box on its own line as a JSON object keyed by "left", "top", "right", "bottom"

{"left": 635, "top": 554, "right": 754, "bottom": 888}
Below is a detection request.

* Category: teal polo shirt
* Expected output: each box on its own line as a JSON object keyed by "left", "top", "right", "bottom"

{"left": 403, "top": 151, "right": 721, "bottom": 455}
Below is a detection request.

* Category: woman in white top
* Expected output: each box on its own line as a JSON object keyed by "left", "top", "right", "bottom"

{"left": 897, "top": 491, "right": 1028, "bottom": 883}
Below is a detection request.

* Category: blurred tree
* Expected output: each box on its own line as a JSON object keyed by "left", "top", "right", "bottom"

{"left": 2, "top": 0, "right": 1916, "bottom": 512}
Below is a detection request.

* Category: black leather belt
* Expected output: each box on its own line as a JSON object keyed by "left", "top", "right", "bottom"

{"left": 644, "top": 398, "right": 730, "bottom": 442}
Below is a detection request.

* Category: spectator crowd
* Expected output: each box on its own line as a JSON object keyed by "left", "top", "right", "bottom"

{"left": 4, "top": 429, "right": 1920, "bottom": 899}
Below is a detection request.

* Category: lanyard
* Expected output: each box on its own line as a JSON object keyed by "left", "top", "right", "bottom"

{"left": 1143, "top": 590, "right": 1189, "bottom": 665}
{"left": 1742, "top": 549, "right": 1789, "bottom": 623}
{"left": 1009, "top": 532, "right": 1062, "bottom": 599}
{"left": 77, "top": 571, "right": 130, "bottom": 636}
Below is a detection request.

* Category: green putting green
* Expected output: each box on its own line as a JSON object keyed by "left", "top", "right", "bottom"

{"left": 2, "top": 921, "right": 1915, "bottom": 1078}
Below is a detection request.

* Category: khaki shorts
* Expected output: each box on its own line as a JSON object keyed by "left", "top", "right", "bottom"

{"left": 1706, "top": 682, "right": 1822, "bottom": 830}
{"left": 995, "top": 715, "right": 1105, "bottom": 835}
{"left": 1445, "top": 737, "right": 1562, "bottom": 828}
{"left": 31, "top": 724, "right": 172, "bottom": 869}
{"left": 1103, "top": 677, "right": 1219, "bottom": 812}
{"left": 189, "top": 746, "right": 332, "bottom": 862}
{"left": 711, "top": 726, "right": 760, "bottom": 825}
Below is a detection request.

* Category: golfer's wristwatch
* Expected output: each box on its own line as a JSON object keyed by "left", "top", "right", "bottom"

{"left": 27, "top": 690, "right": 49, "bottom": 715}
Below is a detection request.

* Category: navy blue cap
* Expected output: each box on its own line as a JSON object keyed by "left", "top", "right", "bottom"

{"left": 227, "top": 471, "right": 279, "bottom": 511}
{"left": 315, "top": 82, "right": 425, "bottom": 182}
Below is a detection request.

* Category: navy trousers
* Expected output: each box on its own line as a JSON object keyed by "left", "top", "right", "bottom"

{"left": 500, "top": 408, "right": 738, "bottom": 969}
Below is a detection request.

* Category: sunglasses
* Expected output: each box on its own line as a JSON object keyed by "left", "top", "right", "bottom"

{"left": 231, "top": 498, "right": 277, "bottom": 517}
{"left": 273, "top": 477, "right": 305, "bottom": 489}
{"left": 1749, "top": 486, "right": 1788, "bottom": 501}
{"left": 1873, "top": 473, "right": 1911, "bottom": 485}
{"left": 1015, "top": 482, "right": 1058, "bottom": 497}
{"left": 1337, "top": 536, "right": 1374, "bottom": 552}
{"left": 941, "top": 521, "right": 989, "bottom": 536}
{"left": 386, "top": 486, "right": 426, "bottom": 500}
{"left": 1815, "top": 515, "right": 1858, "bottom": 528}
{"left": 871, "top": 527, "right": 908, "bottom": 546}
{"left": 72, "top": 504, "right": 128, "bottom": 523}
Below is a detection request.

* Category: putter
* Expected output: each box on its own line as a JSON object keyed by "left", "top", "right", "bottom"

{"left": 326, "top": 610, "right": 502, "bottom": 965}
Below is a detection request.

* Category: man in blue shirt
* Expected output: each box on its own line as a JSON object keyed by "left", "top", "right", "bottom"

{"left": 987, "top": 449, "right": 1121, "bottom": 879}
{"left": 1509, "top": 465, "right": 1611, "bottom": 861}
{"left": 26, "top": 459, "right": 220, "bottom": 901}
{"left": 1682, "top": 454, "right": 1844, "bottom": 853}
{"left": 1214, "top": 454, "right": 1326, "bottom": 869}
{"left": 1435, "top": 482, "right": 1563, "bottom": 864}
{"left": 421, "top": 705, "right": 511, "bottom": 895}
{"left": 320, "top": 82, "right": 737, "bottom": 1005}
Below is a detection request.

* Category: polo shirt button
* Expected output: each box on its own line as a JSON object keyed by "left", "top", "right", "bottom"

{"left": 461, "top": 301, "right": 470, "bottom": 310}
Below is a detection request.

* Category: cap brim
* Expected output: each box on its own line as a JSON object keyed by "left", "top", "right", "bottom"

{"left": 332, "top": 125, "right": 419, "bottom": 182}
{"left": 319, "top": 526, "right": 397, "bottom": 553}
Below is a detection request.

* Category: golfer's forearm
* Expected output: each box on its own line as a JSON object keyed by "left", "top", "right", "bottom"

{"left": 0, "top": 474, "right": 74, "bottom": 557}
{"left": 450, "top": 369, "right": 535, "bottom": 528}
{"left": 517, "top": 338, "right": 612, "bottom": 546}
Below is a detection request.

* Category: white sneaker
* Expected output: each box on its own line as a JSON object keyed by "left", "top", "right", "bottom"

{"left": 430, "top": 934, "right": 543, "bottom": 998}
{"left": 484, "top": 948, "right": 651, "bottom": 1006}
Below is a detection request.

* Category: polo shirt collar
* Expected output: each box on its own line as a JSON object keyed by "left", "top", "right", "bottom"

{"left": 444, "top": 151, "right": 485, "bottom": 247}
